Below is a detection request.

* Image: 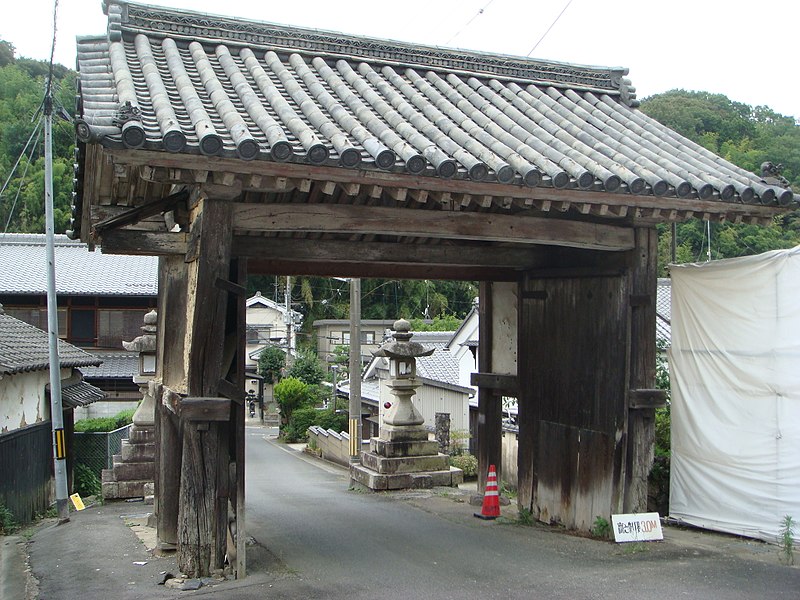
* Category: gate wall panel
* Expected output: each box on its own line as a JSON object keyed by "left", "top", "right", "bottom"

{"left": 519, "top": 274, "right": 628, "bottom": 529}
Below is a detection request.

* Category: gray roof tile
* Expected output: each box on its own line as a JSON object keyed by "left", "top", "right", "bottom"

{"left": 0, "top": 312, "right": 102, "bottom": 375}
{"left": 0, "top": 234, "right": 157, "bottom": 296}
{"left": 61, "top": 380, "right": 106, "bottom": 408}
{"left": 73, "top": 1, "right": 796, "bottom": 214}
{"left": 80, "top": 351, "right": 139, "bottom": 379}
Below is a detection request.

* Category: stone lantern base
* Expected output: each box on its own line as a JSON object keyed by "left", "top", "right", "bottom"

{"left": 350, "top": 426, "right": 463, "bottom": 490}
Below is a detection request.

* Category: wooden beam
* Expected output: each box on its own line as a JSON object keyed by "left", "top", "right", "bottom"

{"left": 232, "top": 236, "right": 551, "bottom": 269}
{"left": 92, "top": 188, "right": 189, "bottom": 234}
{"left": 232, "top": 204, "right": 635, "bottom": 251}
{"left": 105, "top": 148, "right": 789, "bottom": 220}
{"left": 471, "top": 372, "right": 519, "bottom": 394}
{"left": 628, "top": 388, "right": 668, "bottom": 410}
{"left": 181, "top": 397, "right": 232, "bottom": 421}
{"left": 98, "top": 230, "right": 188, "bottom": 255}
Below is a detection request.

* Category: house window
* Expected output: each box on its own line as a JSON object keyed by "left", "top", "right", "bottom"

{"left": 97, "top": 309, "right": 150, "bottom": 348}
{"left": 340, "top": 331, "right": 376, "bottom": 344}
{"left": 70, "top": 309, "right": 96, "bottom": 346}
{"left": 246, "top": 325, "right": 273, "bottom": 344}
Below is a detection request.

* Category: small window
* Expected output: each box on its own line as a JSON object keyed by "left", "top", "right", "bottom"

{"left": 70, "top": 309, "right": 96, "bottom": 346}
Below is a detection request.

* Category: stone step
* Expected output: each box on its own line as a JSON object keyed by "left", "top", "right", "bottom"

{"left": 350, "top": 464, "right": 463, "bottom": 491}
{"left": 107, "top": 461, "right": 154, "bottom": 481}
{"left": 121, "top": 442, "right": 155, "bottom": 462}
{"left": 128, "top": 426, "right": 155, "bottom": 444}
{"left": 361, "top": 451, "right": 449, "bottom": 475}
{"left": 102, "top": 479, "right": 150, "bottom": 499}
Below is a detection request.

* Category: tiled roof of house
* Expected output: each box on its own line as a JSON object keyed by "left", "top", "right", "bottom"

{"left": 0, "top": 310, "right": 102, "bottom": 375}
{"left": 79, "top": 351, "right": 139, "bottom": 379}
{"left": 61, "top": 380, "right": 106, "bottom": 408}
{"left": 0, "top": 234, "right": 157, "bottom": 296}
{"left": 73, "top": 1, "right": 795, "bottom": 214}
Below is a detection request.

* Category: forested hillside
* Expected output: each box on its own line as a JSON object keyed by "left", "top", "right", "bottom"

{"left": 639, "top": 90, "right": 800, "bottom": 273}
{"left": 1, "top": 39, "right": 798, "bottom": 323}
{"left": 0, "top": 40, "right": 75, "bottom": 233}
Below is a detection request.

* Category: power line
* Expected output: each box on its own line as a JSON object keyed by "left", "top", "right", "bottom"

{"left": 526, "top": 0, "right": 574, "bottom": 57}
{"left": 444, "top": 0, "right": 497, "bottom": 46}
{"left": 2, "top": 119, "right": 43, "bottom": 234}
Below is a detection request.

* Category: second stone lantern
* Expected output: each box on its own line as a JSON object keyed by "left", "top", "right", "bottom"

{"left": 351, "top": 319, "right": 463, "bottom": 490}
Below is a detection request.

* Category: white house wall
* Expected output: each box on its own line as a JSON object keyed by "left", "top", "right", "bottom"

{"left": 0, "top": 368, "right": 69, "bottom": 433}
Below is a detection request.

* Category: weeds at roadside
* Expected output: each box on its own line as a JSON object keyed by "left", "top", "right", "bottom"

{"left": 0, "top": 502, "right": 18, "bottom": 535}
{"left": 621, "top": 542, "right": 649, "bottom": 555}
{"left": 780, "top": 515, "right": 795, "bottom": 565}
{"left": 591, "top": 516, "right": 612, "bottom": 540}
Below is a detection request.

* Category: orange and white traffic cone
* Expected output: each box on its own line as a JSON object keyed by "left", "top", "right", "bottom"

{"left": 474, "top": 464, "right": 500, "bottom": 519}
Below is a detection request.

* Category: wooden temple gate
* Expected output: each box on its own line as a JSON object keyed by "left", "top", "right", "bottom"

{"left": 71, "top": 1, "right": 796, "bottom": 577}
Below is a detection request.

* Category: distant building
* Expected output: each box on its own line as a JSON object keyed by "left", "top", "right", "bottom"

{"left": 0, "top": 234, "right": 158, "bottom": 416}
{"left": 312, "top": 319, "right": 395, "bottom": 366}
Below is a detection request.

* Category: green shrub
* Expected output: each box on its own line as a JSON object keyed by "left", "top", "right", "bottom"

{"left": 74, "top": 462, "right": 101, "bottom": 498}
{"left": 449, "top": 429, "right": 471, "bottom": 456}
{"left": 274, "top": 377, "right": 312, "bottom": 422}
{"left": 74, "top": 417, "right": 118, "bottom": 433}
{"left": 0, "top": 502, "right": 17, "bottom": 535}
{"left": 75, "top": 408, "right": 136, "bottom": 433}
{"left": 315, "top": 409, "right": 348, "bottom": 433}
{"left": 114, "top": 408, "right": 136, "bottom": 429}
{"left": 450, "top": 453, "right": 478, "bottom": 478}
{"left": 283, "top": 406, "right": 318, "bottom": 442}
{"left": 591, "top": 516, "right": 612, "bottom": 539}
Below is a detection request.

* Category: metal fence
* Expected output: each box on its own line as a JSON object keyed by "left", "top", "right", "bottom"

{"left": 73, "top": 424, "right": 132, "bottom": 478}
{"left": 0, "top": 422, "right": 52, "bottom": 526}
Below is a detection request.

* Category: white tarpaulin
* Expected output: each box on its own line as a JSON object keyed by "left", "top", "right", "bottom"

{"left": 669, "top": 247, "right": 800, "bottom": 543}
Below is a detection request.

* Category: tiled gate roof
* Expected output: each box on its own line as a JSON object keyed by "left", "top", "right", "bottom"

{"left": 75, "top": 1, "right": 796, "bottom": 215}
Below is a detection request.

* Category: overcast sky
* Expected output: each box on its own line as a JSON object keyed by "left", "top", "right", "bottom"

{"left": 2, "top": 0, "right": 798, "bottom": 118}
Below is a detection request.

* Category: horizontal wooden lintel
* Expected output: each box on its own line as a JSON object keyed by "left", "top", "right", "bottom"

{"left": 471, "top": 372, "right": 518, "bottom": 393}
{"left": 628, "top": 388, "right": 668, "bottom": 409}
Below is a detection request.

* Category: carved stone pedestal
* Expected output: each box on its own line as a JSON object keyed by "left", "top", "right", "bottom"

{"left": 102, "top": 423, "right": 155, "bottom": 498}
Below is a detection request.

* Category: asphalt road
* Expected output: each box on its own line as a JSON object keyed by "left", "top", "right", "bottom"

{"left": 243, "top": 427, "right": 800, "bottom": 599}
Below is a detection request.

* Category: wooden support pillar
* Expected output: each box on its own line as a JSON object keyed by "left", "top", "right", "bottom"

{"left": 476, "top": 282, "right": 502, "bottom": 493}
{"left": 624, "top": 227, "right": 660, "bottom": 512}
{"left": 172, "top": 197, "right": 235, "bottom": 577}
{"left": 154, "top": 254, "right": 188, "bottom": 552}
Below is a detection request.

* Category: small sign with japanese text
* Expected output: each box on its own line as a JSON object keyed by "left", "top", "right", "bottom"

{"left": 611, "top": 512, "right": 663, "bottom": 543}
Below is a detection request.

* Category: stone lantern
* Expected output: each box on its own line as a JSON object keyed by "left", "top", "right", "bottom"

{"left": 103, "top": 310, "right": 157, "bottom": 500}
{"left": 350, "top": 319, "right": 463, "bottom": 490}
{"left": 374, "top": 318, "right": 432, "bottom": 430}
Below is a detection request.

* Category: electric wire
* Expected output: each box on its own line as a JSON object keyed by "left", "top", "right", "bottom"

{"left": 527, "top": 0, "right": 574, "bottom": 57}
{"left": 444, "top": 0, "right": 496, "bottom": 46}
{"left": 1, "top": 117, "right": 44, "bottom": 234}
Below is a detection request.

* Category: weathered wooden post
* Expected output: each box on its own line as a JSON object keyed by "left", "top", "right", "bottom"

{"left": 624, "top": 227, "right": 667, "bottom": 512}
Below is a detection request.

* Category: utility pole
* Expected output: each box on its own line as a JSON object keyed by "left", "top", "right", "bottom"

{"left": 348, "top": 278, "right": 362, "bottom": 465}
{"left": 43, "top": 84, "right": 70, "bottom": 522}
{"left": 284, "top": 276, "right": 293, "bottom": 366}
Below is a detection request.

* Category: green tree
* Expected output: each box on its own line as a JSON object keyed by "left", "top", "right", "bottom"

{"left": 257, "top": 345, "right": 285, "bottom": 384}
{"left": 287, "top": 350, "right": 325, "bottom": 385}
{"left": 273, "top": 376, "right": 311, "bottom": 426}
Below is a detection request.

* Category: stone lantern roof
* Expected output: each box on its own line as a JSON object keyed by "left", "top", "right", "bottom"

{"left": 372, "top": 319, "right": 434, "bottom": 360}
